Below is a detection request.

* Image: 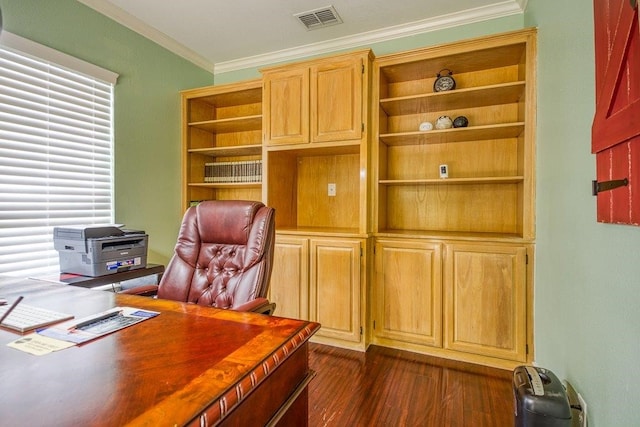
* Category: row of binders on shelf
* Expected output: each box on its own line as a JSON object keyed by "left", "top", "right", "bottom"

{"left": 205, "top": 160, "right": 262, "bottom": 183}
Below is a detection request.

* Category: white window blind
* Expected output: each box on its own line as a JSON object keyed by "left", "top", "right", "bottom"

{"left": 0, "top": 33, "right": 117, "bottom": 277}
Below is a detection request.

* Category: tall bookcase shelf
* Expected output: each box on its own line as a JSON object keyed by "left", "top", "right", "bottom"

{"left": 370, "top": 29, "right": 536, "bottom": 369}
{"left": 188, "top": 115, "right": 262, "bottom": 133}
{"left": 373, "top": 30, "right": 536, "bottom": 240}
{"left": 379, "top": 123, "right": 525, "bottom": 146}
{"left": 181, "top": 79, "right": 263, "bottom": 208}
{"left": 379, "top": 81, "right": 525, "bottom": 115}
{"left": 187, "top": 144, "right": 262, "bottom": 157}
{"left": 188, "top": 182, "right": 262, "bottom": 189}
{"left": 379, "top": 176, "right": 524, "bottom": 185}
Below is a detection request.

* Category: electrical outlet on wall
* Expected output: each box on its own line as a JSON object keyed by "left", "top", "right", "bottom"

{"left": 577, "top": 393, "right": 587, "bottom": 427}
{"left": 328, "top": 183, "right": 336, "bottom": 196}
{"left": 565, "top": 381, "right": 586, "bottom": 427}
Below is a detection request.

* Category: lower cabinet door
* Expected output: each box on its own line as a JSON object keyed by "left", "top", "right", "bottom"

{"left": 373, "top": 239, "right": 443, "bottom": 347}
{"left": 269, "top": 236, "right": 309, "bottom": 320}
{"left": 309, "top": 238, "right": 363, "bottom": 343}
{"left": 444, "top": 243, "right": 528, "bottom": 362}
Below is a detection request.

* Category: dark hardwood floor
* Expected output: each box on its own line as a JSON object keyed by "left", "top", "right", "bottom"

{"left": 308, "top": 343, "right": 514, "bottom": 427}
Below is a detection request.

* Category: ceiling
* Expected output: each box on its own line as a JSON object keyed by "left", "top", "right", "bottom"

{"left": 77, "top": 0, "right": 527, "bottom": 74}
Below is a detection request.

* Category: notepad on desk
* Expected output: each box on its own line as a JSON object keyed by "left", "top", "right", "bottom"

{"left": 0, "top": 304, "right": 74, "bottom": 333}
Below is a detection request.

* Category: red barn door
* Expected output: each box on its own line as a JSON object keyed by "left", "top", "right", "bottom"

{"left": 592, "top": 0, "right": 640, "bottom": 225}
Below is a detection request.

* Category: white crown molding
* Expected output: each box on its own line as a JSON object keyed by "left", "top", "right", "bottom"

{"left": 516, "top": 0, "right": 529, "bottom": 12}
{"left": 216, "top": 1, "right": 524, "bottom": 74}
{"left": 78, "top": 0, "right": 524, "bottom": 76}
{"left": 77, "top": 0, "right": 215, "bottom": 73}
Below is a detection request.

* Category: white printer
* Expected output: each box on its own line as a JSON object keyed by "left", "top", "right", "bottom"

{"left": 54, "top": 225, "right": 148, "bottom": 277}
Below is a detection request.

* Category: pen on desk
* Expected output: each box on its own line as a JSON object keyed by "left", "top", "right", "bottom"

{"left": 0, "top": 296, "right": 24, "bottom": 325}
{"left": 68, "top": 310, "right": 122, "bottom": 330}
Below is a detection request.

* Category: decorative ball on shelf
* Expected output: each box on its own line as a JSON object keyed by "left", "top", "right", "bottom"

{"left": 418, "top": 121, "right": 433, "bottom": 131}
{"left": 435, "top": 115, "right": 453, "bottom": 129}
{"left": 453, "top": 116, "right": 469, "bottom": 128}
{"left": 433, "top": 69, "right": 456, "bottom": 92}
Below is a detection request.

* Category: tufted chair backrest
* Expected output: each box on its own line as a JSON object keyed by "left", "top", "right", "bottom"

{"left": 157, "top": 200, "right": 275, "bottom": 310}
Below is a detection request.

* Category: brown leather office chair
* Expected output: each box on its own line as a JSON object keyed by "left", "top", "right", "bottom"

{"left": 126, "top": 200, "right": 276, "bottom": 315}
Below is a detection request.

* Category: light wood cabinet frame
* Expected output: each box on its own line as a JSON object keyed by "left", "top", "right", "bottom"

{"left": 180, "top": 30, "right": 537, "bottom": 367}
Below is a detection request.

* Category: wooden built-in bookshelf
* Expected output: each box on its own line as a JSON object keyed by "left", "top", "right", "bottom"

{"left": 181, "top": 79, "right": 263, "bottom": 208}
{"left": 179, "top": 30, "right": 538, "bottom": 368}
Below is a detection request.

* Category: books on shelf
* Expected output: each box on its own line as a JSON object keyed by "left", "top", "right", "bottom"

{"left": 204, "top": 160, "right": 262, "bottom": 183}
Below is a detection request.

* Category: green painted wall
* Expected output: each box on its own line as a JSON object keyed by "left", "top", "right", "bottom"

{"left": 3, "top": 1, "right": 639, "bottom": 425}
{"left": 0, "top": 0, "right": 214, "bottom": 264}
{"left": 526, "top": 1, "right": 640, "bottom": 426}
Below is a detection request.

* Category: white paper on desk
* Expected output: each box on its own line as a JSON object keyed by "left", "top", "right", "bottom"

{"left": 7, "top": 333, "right": 75, "bottom": 355}
{"left": 37, "top": 306, "right": 159, "bottom": 344}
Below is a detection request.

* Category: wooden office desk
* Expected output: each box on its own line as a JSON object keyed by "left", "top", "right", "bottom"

{"left": 0, "top": 277, "right": 319, "bottom": 426}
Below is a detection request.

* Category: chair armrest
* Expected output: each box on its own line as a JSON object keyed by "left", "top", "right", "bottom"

{"left": 119, "top": 284, "right": 159, "bottom": 297}
{"left": 234, "top": 298, "right": 277, "bottom": 315}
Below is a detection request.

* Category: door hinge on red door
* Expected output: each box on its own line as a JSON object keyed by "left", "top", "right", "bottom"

{"left": 592, "top": 178, "right": 628, "bottom": 195}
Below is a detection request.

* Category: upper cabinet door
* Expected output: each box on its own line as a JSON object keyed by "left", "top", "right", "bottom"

{"left": 263, "top": 67, "right": 310, "bottom": 145}
{"left": 310, "top": 56, "right": 363, "bottom": 143}
{"left": 262, "top": 50, "right": 369, "bottom": 147}
{"left": 592, "top": 0, "right": 640, "bottom": 224}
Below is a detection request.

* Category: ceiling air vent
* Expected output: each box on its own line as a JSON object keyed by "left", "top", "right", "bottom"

{"left": 294, "top": 5, "right": 343, "bottom": 31}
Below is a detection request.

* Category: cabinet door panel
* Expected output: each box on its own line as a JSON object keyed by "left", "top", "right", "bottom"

{"left": 310, "top": 57, "right": 363, "bottom": 143}
{"left": 444, "top": 243, "right": 527, "bottom": 362}
{"left": 269, "top": 236, "right": 309, "bottom": 320}
{"left": 310, "top": 239, "right": 362, "bottom": 343}
{"left": 374, "top": 240, "right": 442, "bottom": 347}
{"left": 264, "top": 68, "right": 309, "bottom": 145}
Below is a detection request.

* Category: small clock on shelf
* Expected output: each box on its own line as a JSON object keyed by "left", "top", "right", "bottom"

{"left": 433, "top": 69, "right": 456, "bottom": 92}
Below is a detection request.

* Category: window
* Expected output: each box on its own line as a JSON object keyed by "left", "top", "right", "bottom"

{"left": 0, "top": 33, "right": 118, "bottom": 277}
